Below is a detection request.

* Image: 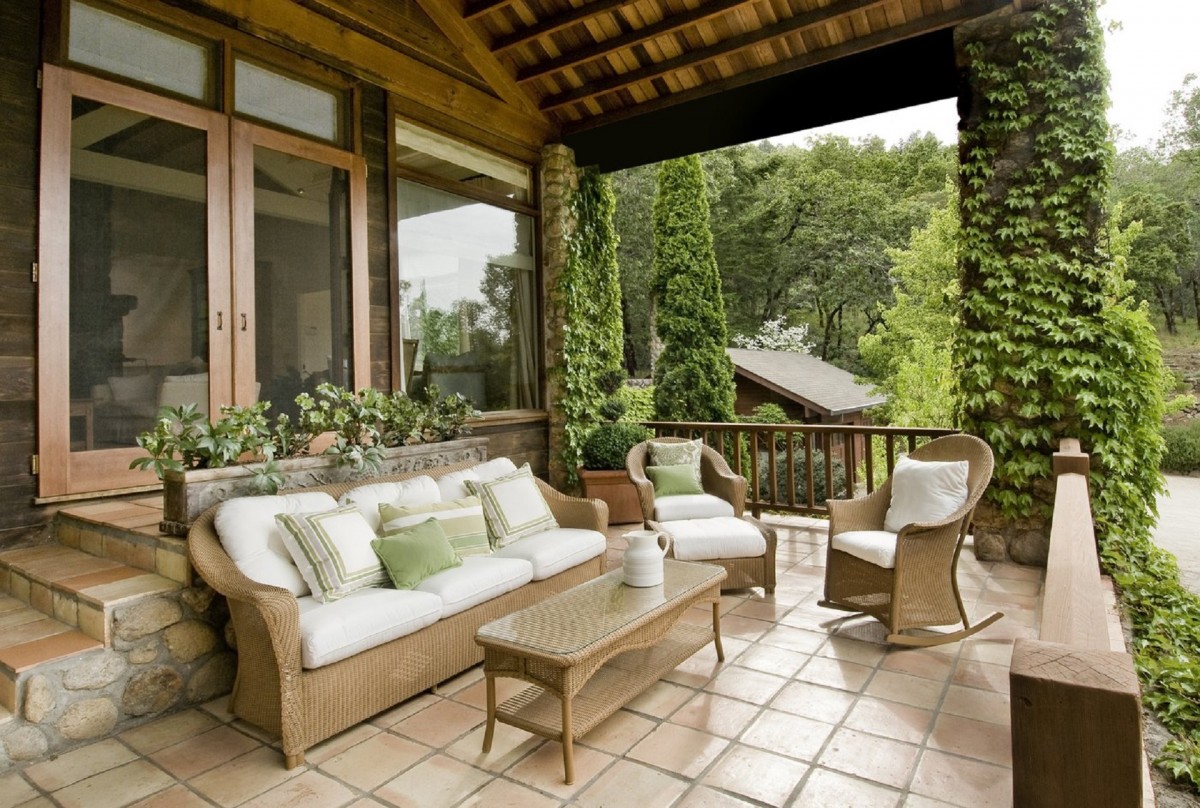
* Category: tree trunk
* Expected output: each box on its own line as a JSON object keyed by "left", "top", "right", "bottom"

{"left": 1158, "top": 286, "right": 1177, "bottom": 334}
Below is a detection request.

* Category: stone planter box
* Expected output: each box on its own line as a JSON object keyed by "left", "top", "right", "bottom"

{"left": 578, "top": 467, "right": 643, "bottom": 525}
{"left": 160, "top": 437, "right": 489, "bottom": 535}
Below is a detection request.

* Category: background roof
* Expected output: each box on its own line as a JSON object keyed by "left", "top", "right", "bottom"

{"left": 727, "top": 348, "right": 886, "bottom": 415}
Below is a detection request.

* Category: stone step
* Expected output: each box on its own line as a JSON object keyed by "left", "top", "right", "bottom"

{"left": 0, "top": 597, "right": 101, "bottom": 713}
{"left": 54, "top": 496, "right": 191, "bottom": 586}
{"left": 0, "top": 546, "right": 181, "bottom": 644}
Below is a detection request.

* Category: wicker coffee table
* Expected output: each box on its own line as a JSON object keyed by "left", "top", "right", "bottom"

{"left": 475, "top": 559, "right": 727, "bottom": 783}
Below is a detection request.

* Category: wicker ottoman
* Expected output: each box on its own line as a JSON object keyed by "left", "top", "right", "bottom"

{"left": 651, "top": 515, "right": 776, "bottom": 595}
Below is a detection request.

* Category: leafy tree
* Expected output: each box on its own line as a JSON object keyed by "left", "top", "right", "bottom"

{"left": 732, "top": 316, "right": 813, "bottom": 353}
{"left": 1117, "top": 192, "right": 1196, "bottom": 333}
{"left": 610, "top": 163, "right": 657, "bottom": 376}
{"left": 859, "top": 190, "right": 960, "bottom": 427}
{"left": 651, "top": 156, "right": 736, "bottom": 423}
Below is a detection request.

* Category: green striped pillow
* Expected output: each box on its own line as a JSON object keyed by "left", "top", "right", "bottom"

{"left": 378, "top": 496, "right": 491, "bottom": 558}
{"left": 275, "top": 506, "right": 388, "bottom": 603}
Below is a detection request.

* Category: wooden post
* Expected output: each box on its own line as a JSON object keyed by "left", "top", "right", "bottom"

{"left": 1010, "top": 638, "right": 1143, "bottom": 808}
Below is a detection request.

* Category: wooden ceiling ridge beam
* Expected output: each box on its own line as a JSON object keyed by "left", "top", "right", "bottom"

{"left": 463, "top": 0, "right": 514, "bottom": 21}
{"left": 492, "top": 0, "right": 637, "bottom": 55}
{"left": 539, "top": 0, "right": 890, "bottom": 112}
{"left": 412, "top": 0, "right": 545, "bottom": 116}
{"left": 515, "top": 0, "right": 758, "bottom": 85}
{"left": 561, "top": 0, "right": 1011, "bottom": 136}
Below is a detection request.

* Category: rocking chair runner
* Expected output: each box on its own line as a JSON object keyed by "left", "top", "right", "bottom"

{"left": 819, "top": 434, "right": 1002, "bottom": 646}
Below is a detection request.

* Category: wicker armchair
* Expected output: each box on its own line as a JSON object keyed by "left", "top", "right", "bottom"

{"left": 819, "top": 434, "right": 1000, "bottom": 646}
{"left": 627, "top": 437, "right": 776, "bottom": 594}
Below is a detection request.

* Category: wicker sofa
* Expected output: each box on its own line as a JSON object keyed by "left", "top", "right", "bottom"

{"left": 188, "top": 459, "right": 608, "bottom": 768}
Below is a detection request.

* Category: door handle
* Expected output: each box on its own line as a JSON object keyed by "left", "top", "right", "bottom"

{"left": 216, "top": 311, "right": 223, "bottom": 331}
{"left": 240, "top": 313, "right": 247, "bottom": 331}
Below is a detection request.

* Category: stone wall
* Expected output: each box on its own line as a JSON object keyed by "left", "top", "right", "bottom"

{"left": 540, "top": 144, "right": 580, "bottom": 492}
{"left": 0, "top": 585, "right": 234, "bottom": 767}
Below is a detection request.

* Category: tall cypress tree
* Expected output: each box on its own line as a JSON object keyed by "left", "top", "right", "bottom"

{"left": 651, "top": 155, "right": 736, "bottom": 422}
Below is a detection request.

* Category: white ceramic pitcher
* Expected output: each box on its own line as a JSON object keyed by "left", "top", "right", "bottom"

{"left": 623, "top": 529, "right": 671, "bottom": 587}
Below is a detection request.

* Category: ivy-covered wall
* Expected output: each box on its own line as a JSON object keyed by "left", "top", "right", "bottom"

{"left": 955, "top": 0, "right": 1165, "bottom": 563}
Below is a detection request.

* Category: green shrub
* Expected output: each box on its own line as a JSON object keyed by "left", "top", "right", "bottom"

{"left": 755, "top": 447, "right": 847, "bottom": 507}
{"left": 580, "top": 422, "right": 651, "bottom": 471}
{"left": 614, "top": 384, "right": 655, "bottom": 423}
{"left": 1162, "top": 421, "right": 1200, "bottom": 473}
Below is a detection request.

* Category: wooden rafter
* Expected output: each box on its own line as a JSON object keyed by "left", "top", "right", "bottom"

{"left": 515, "top": 0, "right": 758, "bottom": 85}
{"left": 492, "top": 0, "right": 636, "bottom": 54}
{"left": 539, "top": 0, "right": 890, "bottom": 112}
{"left": 463, "top": 0, "right": 513, "bottom": 21}
{"left": 413, "top": 0, "right": 544, "bottom": 116}
{"left": 561, "top": 0, "right": 1010, "bottom": 134}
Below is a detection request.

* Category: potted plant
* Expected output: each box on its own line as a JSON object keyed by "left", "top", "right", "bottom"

{"left": 134, "top": 384, "right": 486, "bottom": 535}
{"left": 577, "top": 372, "right": 649, "bottom": 525}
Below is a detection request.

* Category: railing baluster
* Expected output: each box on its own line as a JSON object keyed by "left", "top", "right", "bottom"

{"left": 767, "top": 427, "right": 778, "bottom": 507}
{"left": 864, "top": 434, "right": 875, "bottom": 494}
{"left": 885, "top": 434, "right": 896, "bottom": 476}
{"left": 845, "top": 431, "right": 856, "bottom": 499}
{"left": 750, "top": 430, "right": 760, "bottom": 518}
{"left": 785, "top": 432, "right": 796, "bottom": 508}
{"left": 805, "top": 431, "right": 815, "bottom": 509}
{"left": 824, "top": 435, "right": 834, "bottom": 504}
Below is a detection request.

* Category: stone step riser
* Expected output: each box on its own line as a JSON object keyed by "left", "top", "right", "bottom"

{"left": 55, "top": 516, "right": 191, "bottom": 587}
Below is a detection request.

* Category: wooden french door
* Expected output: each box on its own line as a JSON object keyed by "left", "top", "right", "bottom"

{"left": 37, "top": 66, "right": 367, "bottom": 497}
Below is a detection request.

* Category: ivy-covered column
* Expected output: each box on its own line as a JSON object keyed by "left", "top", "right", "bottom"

{"left": 540, "top": 144, "right": 579, "bottom": 491}
{"left": 955, "top": 0, "right": 1164, "bottom": 563}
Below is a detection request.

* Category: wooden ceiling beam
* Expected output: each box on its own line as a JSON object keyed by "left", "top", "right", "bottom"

{"left": 463, "top": 0, "right": 513, "bottom": 21}
{"left": 516, "top": 0, "right": 758, "bottom": 85}
{"left": 561, "top": 0, "right": 1010, "bottom": 135}
{"left": 539, "top": 0, "right": 890, "bottom": 112}
{"left": 492, "top": 0, "right": 637, "bottom": 54}
{"left": 412, "top": 0, "right": 542, "bottom": 115}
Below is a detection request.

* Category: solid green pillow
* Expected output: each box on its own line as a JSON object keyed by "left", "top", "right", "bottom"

{"left": 647, "top": 463, "right": 704, "bottom": 497}
{"left": 371, "top": 517, "right": 462, "bottom": 590}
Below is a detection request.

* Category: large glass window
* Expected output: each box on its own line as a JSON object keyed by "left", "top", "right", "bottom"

{"left": 397, "top": 179, "right": 537, "bottom": 411}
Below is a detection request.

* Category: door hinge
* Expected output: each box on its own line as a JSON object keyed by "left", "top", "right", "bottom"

{"left": 30, "top": 455, "right": 39, "bottom": 475}
{"left": 31, "top": 262, "right": 38, "bottom": 283}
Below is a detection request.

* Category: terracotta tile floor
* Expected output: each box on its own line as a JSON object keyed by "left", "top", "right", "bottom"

{"left": 1, "top": 516, "right": 1041, "bottom": 808}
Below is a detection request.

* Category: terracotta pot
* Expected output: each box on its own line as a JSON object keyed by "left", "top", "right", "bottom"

{"left": 578, "top": 467, "right": 643, "bottom": 525}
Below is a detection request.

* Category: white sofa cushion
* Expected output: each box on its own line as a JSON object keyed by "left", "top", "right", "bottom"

{"left": 883, "top": 456, "right": 970, "bottom": 533}
{"left": 653, "top": 494, "right": 735, "bottom": 522}
{"left": 831, "top": 530, "right": 899, "bottom": 569}
{"left": 414, "top": 556, "right": 534, "bottom": 617}
{"left": 659, "top": 517, "right": 766, "bottom": 561}
{"left": 214, "top": 492, "right": 338, "bottom": 596}
{"left": 436, "top": 457, "right": 517, "bottom": 501}
{"left": 297, "top": 587, "right": 443, "bottom": 669}
{"left": 276, "top": 506, "right": 389, "bottom": 603}
{"left": 338, "top": 476, "right": 440, "bottom": 532}
{"left": 491, "top": 527, "right": 606, "bottom": 580}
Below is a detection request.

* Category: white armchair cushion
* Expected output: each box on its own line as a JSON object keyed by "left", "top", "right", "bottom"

{"left": 883, "top": 456, "right": 970, "bottom": 533}
{"left": 338, "top": 476, "right": 441, "bottom": 532}
{"left": 297, "top": 588, "right": 443, "bottom": 669}
{"left": 414, "top": 557, "right": 533, "bottom": 617}
{"left": 276, "top": 506, "right": 389, "bottom": 603}
{"left": 659, "top": 516, "right": 766, "bottom": 561}
{"left": 831, "top": 530, "right": 899, "bottom": 569}
{"left": 491, "top": 528, "right": 606, "bottom": 580}
{"left": 214, "top": 492, "right": 338, "bottom": 596}
{"left": 653, "top": 493, "right": 735, "bottom": 522}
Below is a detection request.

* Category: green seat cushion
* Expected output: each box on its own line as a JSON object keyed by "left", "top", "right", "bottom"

{"left": 372, "top": 517, "right": 462, "bottom": 590}
{"left": 647, "top": 463, "right": 705, "bottom": 497}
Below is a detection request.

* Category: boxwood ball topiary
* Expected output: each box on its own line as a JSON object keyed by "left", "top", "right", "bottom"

{"left": 580, "top": 423, "right": 651, "bottom": 471}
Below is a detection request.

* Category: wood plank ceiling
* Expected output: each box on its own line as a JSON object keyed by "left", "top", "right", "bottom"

{"left": 441, "top": 0, "right": 1015, "bottom": 137}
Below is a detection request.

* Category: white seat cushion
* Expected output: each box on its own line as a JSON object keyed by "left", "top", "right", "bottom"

{"left": 338, "top": 476, "right": 440, "bottom": 532}
{"left": 414, "top": 557, "right": 533, "bottom": 617}
{"left": 653, "top": 494, "right": 735, "bottom": 521}
{"left": 659, "top": 516, "right": 766, "bottom": 561}
{"left": 297, "top": 587, "right": 443, "bottom": 669}
{"left": 831, "top": 530, "right": 899, "bottom": 569}
{"left": 214, "top": 492, "right": 338, "bottom": 596}
{"left": 491, "top": 528, "right": 606, "bottom": 580}
{"left": 883, "top": 456, "right": 969, "bottom": 533}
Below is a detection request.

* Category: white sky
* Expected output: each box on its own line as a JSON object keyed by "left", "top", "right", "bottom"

{"left": 768, "top": 0, "right": 1200, "bottom": 151}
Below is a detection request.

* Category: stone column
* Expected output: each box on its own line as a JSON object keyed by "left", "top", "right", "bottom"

{"left": 540, "top": 144, "right": 579, "bottom": 491}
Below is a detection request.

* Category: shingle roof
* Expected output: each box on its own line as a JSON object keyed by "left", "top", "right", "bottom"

{"left": 726, "top": 348, "right": 886, "bottom": 416}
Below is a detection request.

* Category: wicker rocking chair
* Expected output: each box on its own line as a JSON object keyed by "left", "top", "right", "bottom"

{"left": 819, "top": 434, "right": 1001, "bottom": 646}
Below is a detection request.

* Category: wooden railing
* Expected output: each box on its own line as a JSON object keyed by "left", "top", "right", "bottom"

{"left": 642, "top": 421, "right": 956, "bottom": 517}
{"left": 1009, "top": 438, "right": 1144, "bottom": 808}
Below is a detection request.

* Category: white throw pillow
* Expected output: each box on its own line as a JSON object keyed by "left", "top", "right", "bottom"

{"left": 275, "top": 505, "right": 389, "bottom": 603}
{"left": 467, "top": 463, "right": 558, "bottom": 549}
{"left": 436, "top": 457, "right": 517, "bottom": 500}
{"left": 883, "top": 456, "right": 970, "bottom": 533}
{"left": 338, "top": 476, "right": 440, "bottom": 532}
{"left": 213, "top": 492, "right": 338, "bottom": 596}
